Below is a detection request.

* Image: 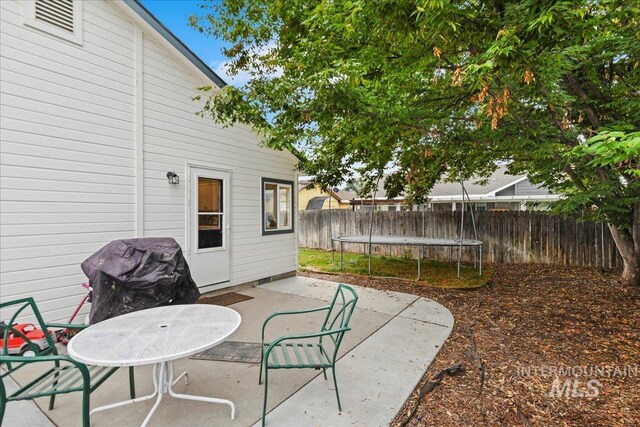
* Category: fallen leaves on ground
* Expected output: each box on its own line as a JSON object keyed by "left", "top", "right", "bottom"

{"left": 300, "top": 264, "right": 640, "bottom": 426}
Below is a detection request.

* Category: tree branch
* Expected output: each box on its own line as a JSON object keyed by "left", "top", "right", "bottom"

{"left": 563, "top": 74, "right": 600, "bottom": 128}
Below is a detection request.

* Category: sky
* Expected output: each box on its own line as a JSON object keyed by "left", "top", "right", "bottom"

{"left": 139, "top": 0, "right": 247, "bottom": 86}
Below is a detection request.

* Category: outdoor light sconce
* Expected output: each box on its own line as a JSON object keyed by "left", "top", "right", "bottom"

{"left": 166, "top": 171, "right": 179, "bottom": 185}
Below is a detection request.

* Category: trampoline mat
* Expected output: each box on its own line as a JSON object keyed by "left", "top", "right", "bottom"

{"left": 332, "top": 234, "right": 482, "bottom": 247}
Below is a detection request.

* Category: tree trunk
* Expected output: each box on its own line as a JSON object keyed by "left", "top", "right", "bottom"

{"left": 608, "top": 217, "right": 639, "bottom": 286}
{"left": 621, "top": 261, "right": 639, "bottom": 286}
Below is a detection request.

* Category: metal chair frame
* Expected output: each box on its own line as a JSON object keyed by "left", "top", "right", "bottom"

{"left": 0, "top": 297, "right": 135, "bottom": 427}
{"left": 259, "top": 284, "right": 358, "bottom": 426}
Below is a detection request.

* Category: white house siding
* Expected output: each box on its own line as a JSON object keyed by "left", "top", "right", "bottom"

{"left": 140, "top": 35, "right": 298, "bottom": 287}
{"left": 1, "top": 1, "right": 298, "bottom": 322}
{"left": 0, "top": 1, "right": 137, "bottom": 322}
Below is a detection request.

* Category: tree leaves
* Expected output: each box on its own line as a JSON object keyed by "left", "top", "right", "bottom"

{"left": 190, "top": 0, "right": 640, "bottom": 230}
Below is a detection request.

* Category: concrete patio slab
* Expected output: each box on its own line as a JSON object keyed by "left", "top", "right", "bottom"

{"left": 399, "top": 297, "right": 455, "bottom": 328}
{"left": 255, "top": 298, "right": 452, "bottom": 427}
{"left": 4, "top": 276, "right": 453, "bottom": 427}
{"left": 1, "top": 371, "right": 55, "bottom": 427}
{"left": 261, "top": 276, "right": 419, "bottom": 316}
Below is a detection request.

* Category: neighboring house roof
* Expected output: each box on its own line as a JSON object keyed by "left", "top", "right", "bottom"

{"left": 354, "top": 166, "right": 553, "bottom": 202}
{"left": 334, "top": 190, "right": 356, "bottom": 201}
{"left": 306, "top": 196, "right": 328, "bottom": 210}
{"left": 123, "top": 0, "right": 227, "bottom": 88}
{"left": 429, "top": 166, "right": 527, "bottom": 197}
{"left": 298, "top": 182, "right": 356, "bottom": 203}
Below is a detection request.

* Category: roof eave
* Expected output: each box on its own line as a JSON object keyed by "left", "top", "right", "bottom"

{"left": 121, "top": 0, "right": 227, "bottom": 88}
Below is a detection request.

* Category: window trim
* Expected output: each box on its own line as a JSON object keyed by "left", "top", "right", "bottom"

{"left": 23, "top": 0, "right": 84, "bottom": 46}
{"left": 261, "top": 178, "right": 294, "bottom": 235}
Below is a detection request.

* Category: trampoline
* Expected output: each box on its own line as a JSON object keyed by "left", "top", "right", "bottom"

{"left": 332, "top": 235, "right": 483, "bottom": 280}
{"left": 329, "top": 177, "right": 484, "bottom": 280}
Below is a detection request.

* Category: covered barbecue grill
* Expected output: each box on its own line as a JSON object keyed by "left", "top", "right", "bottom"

{"left": 81, "top": 238, "right": 200, "bottom": 324}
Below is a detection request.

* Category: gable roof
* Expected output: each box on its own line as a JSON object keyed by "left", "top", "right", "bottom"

{"left": 429, "top": 166, "right": 527, "bottom": 197}
{"left": 123, "top": 0, "right": 227, "bottom": 88}
{"left": 298, "top": 182, "right": 356, "bottom": 203}
{"left": 359, "top": 166, "right": 529, "bottom": 200}
{"left": 334, "top": 190, "right": 356, "bottom": 201}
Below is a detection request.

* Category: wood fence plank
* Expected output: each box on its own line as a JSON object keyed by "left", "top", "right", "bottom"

{"left": 297, "top": 210, "right": 622, "bottom": 269}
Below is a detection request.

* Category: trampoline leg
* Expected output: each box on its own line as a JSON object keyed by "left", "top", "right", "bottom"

{"left": 417, "top": 246, "right": 421, "bottom": 281}
{"left": 479, "top": 246, "right": 483, "bottom": 276}
{"left": 368, "top": 243, "right": 372, "bottom": 276}
{"left": 473, "top": 246, "right": 477, "bottom": 269}
{"left": 339, "top": 242, "right": 343, "bottom": 270}
{"left": 457, "top": 245, "right": 462, "bottom": 278}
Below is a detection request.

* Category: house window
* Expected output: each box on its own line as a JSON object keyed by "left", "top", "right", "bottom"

{"left": 262, "top": 178, "right": 294, "bottom": 234}
{"left": 24, "top": 0, "right": 83, "bottom": 45}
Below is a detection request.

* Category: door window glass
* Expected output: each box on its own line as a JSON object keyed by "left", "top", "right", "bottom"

{"left": 198, "top": 177, "right": 223, "bottom": 249}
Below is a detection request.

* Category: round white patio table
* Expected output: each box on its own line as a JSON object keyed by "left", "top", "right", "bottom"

{"left": 67, "top": 304, "right": 241, "bottom": 426}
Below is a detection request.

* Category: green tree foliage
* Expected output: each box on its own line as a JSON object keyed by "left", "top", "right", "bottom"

{"left": 190, "top": 0, "right": 640, "bottom": 284}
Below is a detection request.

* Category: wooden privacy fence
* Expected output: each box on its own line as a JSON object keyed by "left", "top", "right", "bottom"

{"left": 298, "top": 210, "right": 623, "bottom": 269}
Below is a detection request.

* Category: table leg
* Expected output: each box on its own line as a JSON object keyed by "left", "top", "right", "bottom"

{"left": 141, "top": 363, "right": 166, "bottom": 427}
{"left": 172, "top": 370, "right": 189, "bottom": 386}
{"left": 90, "top": 364, "right": 161, "bottom": 422}
{"left": 166, "top": 361, "right": 236, "bottom": 419}
{"left": 89, "top": 360, "right": 235, "bottom": 426}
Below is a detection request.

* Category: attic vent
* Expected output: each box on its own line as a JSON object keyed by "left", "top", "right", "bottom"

{"left": 35, "top": 0, "right": 74, "bottom": 33}
{"left": 25, "top": 0, "right": 83, "bottom": 45}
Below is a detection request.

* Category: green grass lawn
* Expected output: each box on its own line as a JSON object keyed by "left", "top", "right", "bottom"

{"left": 299, "top": 248, "right": 491, "bottom": 289}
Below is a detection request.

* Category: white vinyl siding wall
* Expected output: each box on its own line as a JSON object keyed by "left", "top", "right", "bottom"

{"left": 0, "top": 0, "right": 137, "bottom": 322}
{"left": 140, "top": 35, "right": 298, "bottom": 286}
{"left": 0, "top": 0, "right": 298, "bottom": 322}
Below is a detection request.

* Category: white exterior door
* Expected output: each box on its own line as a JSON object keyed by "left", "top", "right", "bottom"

{"left": 188, "top": 167, "right": 230, "bottom": 288}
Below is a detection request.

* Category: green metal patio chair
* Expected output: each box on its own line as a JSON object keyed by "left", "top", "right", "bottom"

{"left": 0, "top": 297, "right": 135, "bottom": 427}
{"left": 259, "top": 283, "right": 358, "bottom": 426}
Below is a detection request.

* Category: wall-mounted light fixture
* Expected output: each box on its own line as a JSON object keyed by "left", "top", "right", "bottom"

{"left": 166, "top": 171, "right": 179, "bottom": 185}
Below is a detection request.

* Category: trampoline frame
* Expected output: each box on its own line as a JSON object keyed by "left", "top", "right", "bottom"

{"left": 332, "top": 235, "right": 483, "bottom": 280}
{"left": 330, "top": 177, "right": 484, "bottom": 280}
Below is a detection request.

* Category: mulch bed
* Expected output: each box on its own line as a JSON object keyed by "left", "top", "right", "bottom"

{"left": 299, "top": 264, "right": 640, "bottom": 426}
{"left": 196, "top": 292, "right": 254, "bottom": 306}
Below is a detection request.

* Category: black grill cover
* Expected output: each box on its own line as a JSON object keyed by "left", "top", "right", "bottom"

{"left": 81, "top": 238, "right": 200, "bottom": 324}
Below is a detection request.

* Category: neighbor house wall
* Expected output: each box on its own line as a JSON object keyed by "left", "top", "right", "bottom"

{"left": 298, "top": 186, "right": 349, "bottom": 211}
{"left": 514, "top": 179, "right": 550, "bottom": 196}
{"left": 495, "top": 185, "right": 516, "bottom": 197}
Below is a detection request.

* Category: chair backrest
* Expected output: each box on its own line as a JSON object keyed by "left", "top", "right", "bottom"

{"left": 320, "top": 284, "right": 358, "bottom": 359}
{"left": 0, "top": 298, "right": 58, "bottom": 364}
